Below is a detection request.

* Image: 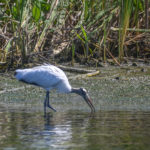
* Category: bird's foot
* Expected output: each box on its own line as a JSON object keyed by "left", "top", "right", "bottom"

{"left": 47, "top": 105, "right": 57, "bottom": 112}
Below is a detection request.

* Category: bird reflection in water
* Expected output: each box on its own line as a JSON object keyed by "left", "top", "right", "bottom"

{"left": 27, "top": 113, "right": 72, "bottom": 149}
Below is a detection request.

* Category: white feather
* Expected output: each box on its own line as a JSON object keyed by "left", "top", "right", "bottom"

{"left": 15, "top": 64, "right": 72, "bottom": 93}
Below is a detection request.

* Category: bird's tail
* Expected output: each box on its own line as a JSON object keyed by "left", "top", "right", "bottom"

{"left": 14, "top": 69, "right": 23, "bottom": 80}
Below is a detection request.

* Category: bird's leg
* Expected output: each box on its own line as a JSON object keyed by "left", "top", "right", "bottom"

{"left": 44, "top": 92, "right": 49, "bottom": 115}
{"left": 47, "top": 91, "right": 57, "bottom": 112}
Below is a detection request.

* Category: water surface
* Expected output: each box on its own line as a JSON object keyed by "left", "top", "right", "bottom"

{"left": 0, "top": 110, "right": 150, "bottom": 150}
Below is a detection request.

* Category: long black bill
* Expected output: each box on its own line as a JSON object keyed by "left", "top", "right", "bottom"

{"left": 84, "top": 96, "right": 95, "bottom": 112}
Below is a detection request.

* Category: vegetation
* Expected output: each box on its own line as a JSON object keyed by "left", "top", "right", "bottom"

{"left": 0, "top": 0, "right": 150, "bottom": 69}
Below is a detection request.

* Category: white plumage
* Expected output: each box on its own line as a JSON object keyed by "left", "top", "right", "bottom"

{"left": 14, "top": 64, "right": 95, "bottom": 113}
{"left": 15, "top": 65, "right": 71, "bottom": 93}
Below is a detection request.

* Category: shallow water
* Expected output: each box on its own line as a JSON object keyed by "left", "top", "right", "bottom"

{"left": 0, "top": 65, "right": 150, "bottom": 150}
{"left": 0, "top": 110, "right": 150, "bottom": 150}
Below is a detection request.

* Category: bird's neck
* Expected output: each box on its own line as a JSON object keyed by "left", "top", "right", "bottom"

{"left": 71, "top": 88, "right": 81, "bottom": 95}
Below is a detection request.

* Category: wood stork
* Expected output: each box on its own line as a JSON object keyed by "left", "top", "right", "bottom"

{"left": 14, "top": 64, "right": 95, "bottom": 113}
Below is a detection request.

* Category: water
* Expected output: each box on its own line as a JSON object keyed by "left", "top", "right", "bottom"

{"left": 0, "top": 66, "right": 150, "bottom": 150}
{"left": 0, "top": 110, "right": 150, "bottom": 150}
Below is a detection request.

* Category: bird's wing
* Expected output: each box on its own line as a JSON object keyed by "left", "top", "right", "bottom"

{"left": 40, "top": 65, "right": 72, "bottom": 92}
{"left": 15, "top": 65, "right": 71, "bottom": 92}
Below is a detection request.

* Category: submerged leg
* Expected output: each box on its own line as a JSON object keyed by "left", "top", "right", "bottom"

{"left": 46, "top": 91, "right": 57, "bottom": 112}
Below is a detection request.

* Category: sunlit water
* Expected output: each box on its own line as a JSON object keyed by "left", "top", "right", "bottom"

{"left": 0, "top": 66, "right": 150, "bottom": 150}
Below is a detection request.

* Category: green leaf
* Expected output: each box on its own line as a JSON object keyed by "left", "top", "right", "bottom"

{"left": 32, "top": 4, "right": 41, "bottom": 22}
{"left": 12, "top": 6, "right": 18, "bottom": 19}
{"left": 84, "top": 0, "right": 88, "bottom": 20}
{"left": 76, "top": 33, "right": 85, "bottom": 43}
{"left": 81, "top": 25, "right": 87, "bottom": 41}
{"left": 41, "top": 2, "right": 51, "bottom": 12}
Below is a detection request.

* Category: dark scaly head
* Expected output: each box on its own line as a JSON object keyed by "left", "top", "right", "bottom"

{"left": 71, "top": 88, "right": 95, "bottom": 112}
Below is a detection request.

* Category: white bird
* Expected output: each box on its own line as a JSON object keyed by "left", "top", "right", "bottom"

{"left": 14, "top": 64, "right": 95, "bottom": 113}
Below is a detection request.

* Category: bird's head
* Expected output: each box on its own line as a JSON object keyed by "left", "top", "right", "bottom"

{"left": 73, "top": 88, "right": 95, "bottom": 112}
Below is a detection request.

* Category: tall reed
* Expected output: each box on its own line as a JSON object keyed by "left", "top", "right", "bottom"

{"left": 0, "top": 0, "right": 149, "bottom": 67}
{"left": 119, "top": 0, "right": 133, "bottom": 61}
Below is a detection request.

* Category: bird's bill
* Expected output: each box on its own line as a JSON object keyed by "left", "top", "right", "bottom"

{"left": 84, "top": 95, "right": 95, "bottom": 112}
